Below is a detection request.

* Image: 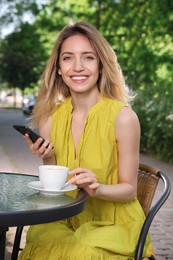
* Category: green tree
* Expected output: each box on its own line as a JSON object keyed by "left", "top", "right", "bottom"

{"left": 33, "top": 0, "right": 173, "bottom": 161}
{"left": 0, "top": 0, "right": 41, "bottom": 39}
{"left": 85, "top": 0, "right": 173, "bottom": 161}
{"left": 0, "top": 23, "right": 47, "bottom": 104}
{"left": 1, "top": 0, "right": 173, "bottom": 161}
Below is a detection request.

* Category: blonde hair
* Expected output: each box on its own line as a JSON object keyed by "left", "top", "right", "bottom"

{"left": 32, "top": 21, "right": 133, "bottom": 127}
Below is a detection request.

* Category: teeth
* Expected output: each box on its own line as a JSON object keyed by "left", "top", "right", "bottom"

{"left": 71, "top": 76, "right": 87, "bottom": 80}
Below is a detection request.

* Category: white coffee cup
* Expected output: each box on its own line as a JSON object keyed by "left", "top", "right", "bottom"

{"left": 38, "top": 165, "right": 69, "bottom": 190}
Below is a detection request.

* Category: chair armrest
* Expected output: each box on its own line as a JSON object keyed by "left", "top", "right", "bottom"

{"left": 135, "top": 171, "right": 171, "bottom": 260}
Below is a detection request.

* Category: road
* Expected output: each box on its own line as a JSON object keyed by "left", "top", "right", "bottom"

{"left": 0, "top": 108, "right": 41, "bottom": 175}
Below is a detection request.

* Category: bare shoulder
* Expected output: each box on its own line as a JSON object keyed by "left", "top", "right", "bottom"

{"left": 116, "top": 106, "right": 140, "bottom": 127}
{"left": 116, "top": 106, "right": 140, "bottom": 141}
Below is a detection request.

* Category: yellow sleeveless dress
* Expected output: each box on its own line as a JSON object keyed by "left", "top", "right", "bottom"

{"left": 18, "top": 98, "right": 153, "bottom": 260}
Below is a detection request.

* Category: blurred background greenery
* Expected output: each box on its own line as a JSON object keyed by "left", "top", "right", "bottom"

{"left": 0, "top": 0, "right": 173, "bottom": 162}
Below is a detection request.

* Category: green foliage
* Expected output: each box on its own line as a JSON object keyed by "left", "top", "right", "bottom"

{"left": 133, "top": 80, "right": 173, "bottom": 162}
{"left": 0, "top": 0, "right": 40, "bottom": 38}
{"left": 0, "top": 0, "right": 173, "bottom": 162}
{"left": 0, "top": 23, "right": 47, "bottom": 92}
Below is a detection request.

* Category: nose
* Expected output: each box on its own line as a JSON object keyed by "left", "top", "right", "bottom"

{"left": 73, "top": 57, "right": 84, "bottom": 71}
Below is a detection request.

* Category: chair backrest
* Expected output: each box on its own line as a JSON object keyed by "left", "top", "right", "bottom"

{"left": 137, "top": 163, "right": 160, "bottom": 215}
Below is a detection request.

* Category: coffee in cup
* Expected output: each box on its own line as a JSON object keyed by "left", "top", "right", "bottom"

{"left": 38, "top": 165, "right": 69, "bottom": 190}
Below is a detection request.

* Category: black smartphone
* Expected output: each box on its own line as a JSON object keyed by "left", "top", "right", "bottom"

{"left": 13, "top": 125, "right": 45, "bottom": 146}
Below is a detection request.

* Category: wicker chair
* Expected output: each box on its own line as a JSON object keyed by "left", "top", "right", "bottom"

{"left": 11, "top": 163, "right": 171, "bottom": 260}
{"left": 135, "top": 163, "right": 171, "bottom": 260}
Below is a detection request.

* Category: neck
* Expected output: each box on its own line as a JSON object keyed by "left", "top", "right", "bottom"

{"left": 71, "top": 92, "right": 102, "bottom": 114}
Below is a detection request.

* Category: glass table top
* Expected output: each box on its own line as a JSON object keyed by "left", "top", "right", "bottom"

{"left": 0, "top": 172, "right": 87, "bottom": 260}
{"left": 0, "top": 173, "right": 81, "bottom": 212}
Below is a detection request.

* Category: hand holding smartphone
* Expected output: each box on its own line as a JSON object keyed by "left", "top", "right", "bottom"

{"left": 13, "top": 125, "right": 45, "bottom": 146}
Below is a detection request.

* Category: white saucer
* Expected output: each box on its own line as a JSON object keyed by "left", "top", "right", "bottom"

{"left": 27, "top": 181, "right": 77, "bottom": 195}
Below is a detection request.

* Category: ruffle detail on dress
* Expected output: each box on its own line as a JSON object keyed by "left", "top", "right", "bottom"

{"left": 18, "top": 239, "right": 138, "bottom": 260}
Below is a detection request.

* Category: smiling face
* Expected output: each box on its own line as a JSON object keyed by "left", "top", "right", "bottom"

{"left": 59, "top": 34, "right": 100, "bottom": 96}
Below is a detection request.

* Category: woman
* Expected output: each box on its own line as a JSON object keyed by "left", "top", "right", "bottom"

{"left": 19, "top": 21, "right": 153, "bottom": 259}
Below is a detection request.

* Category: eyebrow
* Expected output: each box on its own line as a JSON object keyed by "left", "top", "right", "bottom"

{"left": 61, "top": 51, "right": 97, "bottom": 56}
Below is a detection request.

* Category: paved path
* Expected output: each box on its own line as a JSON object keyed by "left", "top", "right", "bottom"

{"left": 1, "top": 147, "right": 172, "bottom": 259}
{"left": 140, "top": 154, "right": 173, "bottom": 260}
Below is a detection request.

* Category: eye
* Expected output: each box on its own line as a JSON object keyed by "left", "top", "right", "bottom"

{"left": 63, "top": 56, "right": 71, "bottom": 61}
{"left": 84, "top": 55, "right": 95, "bottom": 60}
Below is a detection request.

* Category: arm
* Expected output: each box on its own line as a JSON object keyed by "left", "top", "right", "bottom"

{"left": 24, "top": 116, "right": 56, "bottom": 165}
{"left": 69, "top": 107, "right": 140, "bottom": 202}
{"left": 96, "top": 107, "right": 140, "bottom": 201}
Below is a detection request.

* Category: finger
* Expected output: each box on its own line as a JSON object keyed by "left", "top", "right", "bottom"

{"left": 75, "top": 174, "right": 97, "bottom": 185}
{"left": 75, "top": 171, "right": 96, "bottom": 180}
{"left": 70, "top": 168, "right": 87, "bottom": 175}
{"left": 76, "top": 177, "right": 94, "bottom": 185}
{"left": 68, "top": 175, "right": 77, "bottom": 184}
{"left": 35, "top": 138, "right": 46, "bottom": 148}
{"left": 32, "top": 139, "right": 47, "bottom": 152}
{"left": 38, "top": 144, "right": 48, "bottom": 155}
{"left": 42, "top": 140, "right": 50, "bottom": 148}
{"left": 24, "top": 134, "right": 33, "bottom": 146}
{"left": 89, "top": 182, "right": 100, "bottom": 189}
{"left": 39, "top": 143, "right": 54, "bottom": 158}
